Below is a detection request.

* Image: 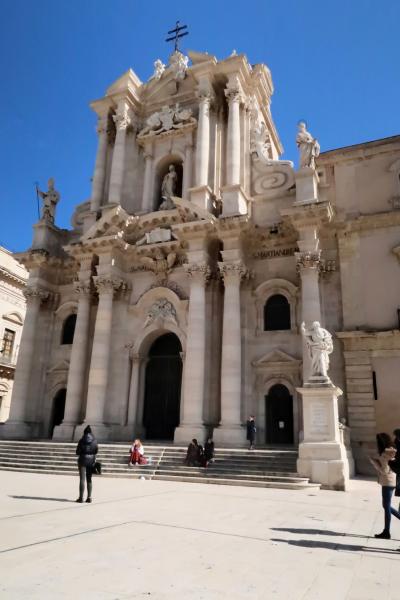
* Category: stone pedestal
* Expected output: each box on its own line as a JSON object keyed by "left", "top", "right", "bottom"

{"left": 221, "top": 184, "right": 247, "bottom": 216}
{"left": 189, "top": 185, "right": 213, "bottom": 212}
{"left": 32, "top": 221, "right": 64, "bottom": 254}
{"left": 297, "top": 385, "right": 350, "bottom": 490}
{"left": 295, "top": 167, "right": 319, "bottom": 204}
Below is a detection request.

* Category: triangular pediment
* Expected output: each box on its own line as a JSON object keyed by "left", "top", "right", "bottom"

{"left": 82, "top": 206, "right": 137, "bottom": 241}
{"left": 48, "top": 360, "right": 70, "bottom": 373}
{"left": 253, "top": 349, "right": 301, "bottom": 368}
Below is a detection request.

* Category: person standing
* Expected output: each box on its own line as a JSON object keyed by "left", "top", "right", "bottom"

{"left": 246, "top": 416, "right": 256, "bottom": 450}
{"left": 369, "top": 432, "right": 400, "bottom": 539}
{"left": 76, "top": 425, "right": 98, "bottom": 504}
{"left": 393, "top": 429, "right": 400, "bottom": 509}
{"left": 203, "top": 438, "right": 215, "bottom": 467}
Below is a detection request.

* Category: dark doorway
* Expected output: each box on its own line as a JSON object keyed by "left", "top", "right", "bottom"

{"left": 265, "top": 384, "right": 294, "bottom": 444}
{"left": 50, "top": 389, "right": 66, "bottom": 438}
{"left": 143, "top": 333, "right": 182, "bottom": 440}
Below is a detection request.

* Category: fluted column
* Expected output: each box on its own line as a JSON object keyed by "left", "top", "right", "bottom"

{"left": 54, "top": 282, "right": 92, "bottom": 440}
{"left": 127, "top": 352, "right": 141, "bottom": 427}
{"left": 4, "top": 287, "right": 48, "bottom": 431}
{"left": 214, "top": 262, "right": 247, "bottom": 445}
{"left": 108, "top": 100, "right": 131, "bottom": 206}
{"left": 182, "top": 144, "right": 193, "bottom": 199}
{"left": 90, "top": 113, "right": 109, "bottom": 212}
{"left": 174, "top": 263, "right": 210, "bottom": 443}
{"left": 83, "top": 277, "right": 122, "bottom": 437}
{"left": 225, "top": 86, "right": 242, "bottom": 185}
{"left": 195, "top": 92, "right": 212, "bottom": 187}
{"left": 141, "top": 151, "right": 154, "bottom": 212}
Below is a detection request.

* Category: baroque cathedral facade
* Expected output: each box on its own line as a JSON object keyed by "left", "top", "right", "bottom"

{"left": 2, "top": 48, "right": 400, "bottom": 474}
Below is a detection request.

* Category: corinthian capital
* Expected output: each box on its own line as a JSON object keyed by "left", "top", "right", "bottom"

{"left": 23, "top": 286, "right": 50, "bottom": 304}
{"left": 184, "top": 263, "right": 211, "bottom": 284}
{"left": 218, "top": 261, "right": 248, "bottom": 283}
{"left": 225, "top": 85, "right": 242, "bottom": 104}
{"left": 113, "top": 106, "right": 132, "bottom": 131}
{"left": 295, "top": 251, "right": 321, "bottom": 271}
{"left": 93, "top": 276, "right": 124, "bottom": 295}
{"left": 74, "top": 280, "right": 92, "bottom": 297}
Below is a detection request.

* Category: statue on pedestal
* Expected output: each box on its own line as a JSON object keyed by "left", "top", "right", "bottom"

{"left": 159, "top": 165, "right": 177, "bottom": 210}
{"left": 301, "top": 321, "right": 333, "bottom": 380}
{"left": 296, "top": 122, "right": 320, "bottom": 169}
{"left": 150, "top": 59, "right": 165, "bottom": 81}
{"left": 37, "top": 178, "right": 60, "bottom": 224}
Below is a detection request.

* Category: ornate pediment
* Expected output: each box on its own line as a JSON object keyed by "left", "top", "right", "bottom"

{"left": 137, "top": 103, "right": 196, "bottom": 142}
{"left": 252, "top": 350, "right": 301, "bottom": 369}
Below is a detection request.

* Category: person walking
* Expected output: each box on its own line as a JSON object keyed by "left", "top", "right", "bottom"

{"left": 246, "top": 416, "right": 256, "bottom": 450}
{"left": 369, "top": 432, "right": 400, "bottom": 539}
{"left": 393, "top": 429, "right": 400, "bottom": 509}
{"left": 75, "top": 425, "right": 98, "bottom": 504}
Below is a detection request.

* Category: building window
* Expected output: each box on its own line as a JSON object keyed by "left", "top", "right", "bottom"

{"left": 61, "top": 314, "right": 77, "bottom": 345}
{"left": 2, "top": 329, "right": 16, "bottom": 359}
{"left": 264, "top": 294, "right": 291, "bottom": 331}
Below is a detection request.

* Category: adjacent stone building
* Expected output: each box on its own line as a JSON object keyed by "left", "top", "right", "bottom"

{"left": 1, "top": 48, "right": 399, "bottom": 474}
{"left": 0, "top": 246, "right": 27, "bottom": 422}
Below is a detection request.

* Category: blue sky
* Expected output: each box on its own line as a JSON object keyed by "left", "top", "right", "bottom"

{"left": 1, "top": 0, "right": 399, "bottom": 251}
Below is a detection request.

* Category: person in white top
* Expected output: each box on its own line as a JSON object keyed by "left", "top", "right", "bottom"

{"left": 129, "top": 439, "right": 147, "bottom": 466}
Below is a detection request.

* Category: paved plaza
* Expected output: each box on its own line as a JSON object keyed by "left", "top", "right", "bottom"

{"left": 0, "top": 471, "right": 399, "bottom": 599}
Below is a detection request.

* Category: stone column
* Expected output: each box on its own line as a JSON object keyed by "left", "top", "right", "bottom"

{"left": 174, "top": 263, "right": 210, "bottom": 443}
{"left": 90, "top": 113, "right": 109, "bottom": 212}
{"left": 195, "top": 92, "right": 212, "bottom": 187}
{"left": 225, "top": 86, "right": 242, "bottom": 186}
{"left": 296, "top": 251, "right": 322, "bottom": 325}
{"left": 127, "top": 353, "right": 141, "bottom": 427}
{"left": 182, "top": 144, "right": 193, "bottom": 199}
{"left": 80, "top": 277, "right": 121, "bottom": 439}
{"left": 141, "top": 151, "right": 154, "bottom": 212}
{"left": 214, "top": 263, "right": 247, "bottom": 445}
{"left": 53, "top": 281, "right": 92, "bottom": 440}
{"left": 108, "top": 100, "right": 131, "bottom": 206}
{"left": 0, "top": 287, "right": 49, "bottom": 437}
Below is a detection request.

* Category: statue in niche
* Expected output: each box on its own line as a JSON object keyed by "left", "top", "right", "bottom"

{"left": 159, "top": 165, "right": 177, "bottom": 210}
{"left": 296, "top": 121, "right": 320, "bottom": 169}
{"left": 37, "top": 178, "right": 60, "bottom": 224}
{"left": 301, "top": 321, "right": 333, "bottom": 381}
{"left": 150, "top": 59, "right": 165, "bottom": 81}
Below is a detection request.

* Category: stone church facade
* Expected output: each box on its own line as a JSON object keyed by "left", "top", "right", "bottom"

{"left": 2, "top": 49, "right": 400, "bottom": 474}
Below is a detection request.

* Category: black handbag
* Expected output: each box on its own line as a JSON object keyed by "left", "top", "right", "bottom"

{"left": 92, "top": 461, "right": 102, "bottom": 475}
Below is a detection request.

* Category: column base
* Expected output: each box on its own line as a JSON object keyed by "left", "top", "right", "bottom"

{"left": 297, "top": 441, "right": 350, "bottom": 490}
{"left": 52, "top": 422, "right": 77, "bottom": 441}
{"left": 174, "top": 424, "right": 206, "bottom": 445}
{"left": 0, "top": 420, "right": 35, "bottom": 440}
{"left": 189, "top": 185, "right": 213, "bottom": 212}
{"left": 221, "top": 184, "right": 248, "bottom": 216}
{"left": 294, "top": 167, "right": 319, "bottom": 205}
{"left": 213, "top": 425, "right": 245, "bottom": 446}
{"left": 73, "top": 423, "right": 111, "bottom": 442}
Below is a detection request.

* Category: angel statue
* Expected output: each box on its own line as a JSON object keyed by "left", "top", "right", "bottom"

{"left": 150, "top": 59, "right": 165, "bottom": 81}
{"left": 159, "top": 165, "right": 177, "bottom": 210}
{"left": 37, "top": 178, "right": 60, "bottom": 224}
{"left": 296, "top": 121, "right": 320, "bottom": 169}
{"left": 301, "top": 321, "right": 333, "bottom": 381}
{"left": 139, "top": 248, "right": 177, "bottom": 282}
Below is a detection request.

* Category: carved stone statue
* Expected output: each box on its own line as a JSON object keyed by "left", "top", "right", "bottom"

{"left": 296, "top": 121, "right": 320, "bottom": 169}
{"left": 250, "top": 121, "right": 272, "bottom": 164}
{"left": 301, "top": 321, "right": 333, "bottom": 381}
{"left": 169, "top": 51, "right": 189, "bottom": 81}
{"left": 139, "top": 248, "right": 177, "bottom": 282}
{"left": 37, "top": 178, "right": 60, "bottom": 224}
{"left": 159, "top": 165, "right": 177, "bottom": 210}
{"left": 151, "top": 59, "right": 165, "bottom": 81}
{"left": 144, "top": 298, "right": 177, "bottom": 328}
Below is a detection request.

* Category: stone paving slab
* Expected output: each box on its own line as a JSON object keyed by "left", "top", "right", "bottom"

{"left": 0, "top": 470, "right": 399, "bottom": 599}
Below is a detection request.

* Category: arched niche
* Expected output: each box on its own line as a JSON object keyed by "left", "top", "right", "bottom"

{"left": 154, "top": 153, "right": 184, "bottom": 210}
{"left": 254, "top": 278, "right": 298, "bottom": 334}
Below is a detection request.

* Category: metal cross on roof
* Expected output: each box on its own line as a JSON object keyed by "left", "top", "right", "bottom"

{"left": 165, "top": 21, "right": 189, "bottom": 52}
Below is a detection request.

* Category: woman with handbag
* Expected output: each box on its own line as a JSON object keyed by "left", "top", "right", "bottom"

{"left": 129, "top": 439, "right": 148, "bottom": 466}
{"left": 369, "top": 432, "right": 400, "bottom": 539}
{"left": 75, "top": 425, "right": 98, "bottom": 504}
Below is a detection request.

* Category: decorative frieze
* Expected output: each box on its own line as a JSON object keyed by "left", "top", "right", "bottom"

{"left": 138, "top": 104, "right": 196, "bottom": 140}
{"left": 144, "top": 298, "right": 178, "bottom": 328}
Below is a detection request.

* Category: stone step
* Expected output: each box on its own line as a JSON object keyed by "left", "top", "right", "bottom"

{"left": 151, "top": 474, "right": 318, "bottom": 490}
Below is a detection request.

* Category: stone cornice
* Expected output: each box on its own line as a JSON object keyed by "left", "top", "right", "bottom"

{"left": 0, "top": 266, "right": 27, "bottom": 287}
{"left": 336, "top": 210, "right": 400, "bottom": 235}
{"left": 337, "top": 329, "right": 400, "bottom": 352}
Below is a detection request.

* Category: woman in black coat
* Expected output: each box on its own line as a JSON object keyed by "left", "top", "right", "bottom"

{"left": 246, "top": 416, "right": 256, "bottom": 450}
{"left": 76, "top": 425, "right": 98, "bottom": 503}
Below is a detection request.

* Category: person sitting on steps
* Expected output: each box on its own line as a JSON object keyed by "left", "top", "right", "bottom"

{"left": 129, "top": 439, "right": 147, "bottom": 466}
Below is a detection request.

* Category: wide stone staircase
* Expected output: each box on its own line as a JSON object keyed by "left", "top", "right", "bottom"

{"left": 0, "top": 440, "right": 319, "bottom": 490}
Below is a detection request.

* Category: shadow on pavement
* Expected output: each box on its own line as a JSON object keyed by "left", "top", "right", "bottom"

{"left": 271, "top": 527, "right": 400, "bottom": 542}
{"left": 10, "top": 495, "right": 74, "bottom": 503}
{"left": 271, "top": 537, "right": 400, "bottom": 555}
